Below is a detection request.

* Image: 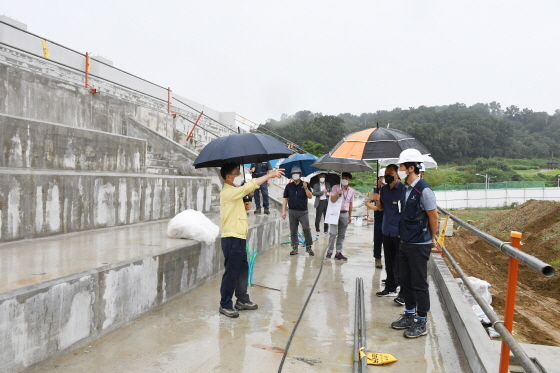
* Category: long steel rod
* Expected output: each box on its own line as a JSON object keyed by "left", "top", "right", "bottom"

{"left": 353, "top": 279, "right": 359, "bottom": 372}
{"left": 439, "top": 244, "right": 542, "bottom": 373}
{"left": 438, "top": 206, "right": 555, "bottom": 277}
{"left": 359, "top": 278, "right": 367, "bottom": 373}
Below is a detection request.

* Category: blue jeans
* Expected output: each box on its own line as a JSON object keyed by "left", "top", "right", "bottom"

{"left": 253, "top": 181, "right": 269, "bottom": 208}
{"left": 220, "top": 237, "right": 250, "bottom": 309}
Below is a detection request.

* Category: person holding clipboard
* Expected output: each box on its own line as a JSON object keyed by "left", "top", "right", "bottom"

{"left": 324, "top": 172, "right": 355, "bottom": 261}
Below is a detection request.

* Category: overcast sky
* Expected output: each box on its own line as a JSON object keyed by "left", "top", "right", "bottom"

{"left": 1, "top": 1, "right": 559, "bottom": 125}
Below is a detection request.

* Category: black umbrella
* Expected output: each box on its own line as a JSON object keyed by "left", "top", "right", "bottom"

{"left": 193, "top": 133, "right": 293, "bottom": 168}
{"left": 309, "top": 172, "right": 340, "bottom": 189}
{"left": 312, "top": 154, "right": 373, "bottom": 173}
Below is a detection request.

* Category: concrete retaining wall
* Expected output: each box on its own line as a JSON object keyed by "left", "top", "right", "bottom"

{"left": 1, "top": 114, "right": 146, "bottom": 172}
{"left": 0, "top": 218, "right": 284, "bottom": 373}
{"left": 0, "top": 172, "right": 212, "bottom": 242}
{"left": 429, "top": 255, "right": 499, "bottom": 373}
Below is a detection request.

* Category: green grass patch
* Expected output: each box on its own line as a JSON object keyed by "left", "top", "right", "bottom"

{"left": 550, "top": 258, "right": 560, "bottom": 267}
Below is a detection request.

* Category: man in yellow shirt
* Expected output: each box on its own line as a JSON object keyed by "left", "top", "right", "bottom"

{"left": 219, "top": 162, "right": 284, "bottom": 318}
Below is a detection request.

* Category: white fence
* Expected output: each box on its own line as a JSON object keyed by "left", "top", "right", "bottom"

{"left": 434, "top": 188, "right": 560, "bottom": 209}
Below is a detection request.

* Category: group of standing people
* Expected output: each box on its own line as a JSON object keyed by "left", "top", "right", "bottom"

{"left": 216, "top": 148, "right": 438, "bottom": 340}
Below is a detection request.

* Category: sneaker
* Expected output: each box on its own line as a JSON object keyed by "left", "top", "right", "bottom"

{"left": 404, "top": 318, "right": 428, "bottom": 338}
{"left": 391, "top": 312, "right": 416, "bottom": 330}
{"left": 334, "top": 253, "right": 348, "bottom": 261}
{"left": 290, "top": 247, "right": 299, "bottom": 255}
{"left": 264, "top": 208, "right": 270, "bottom": 215}
{"left": 381, "top": 279, "right": 386, "bottom": 283}
{"left": 394, "top": 297, "right": 405, "bottom": 306}
{"left": 306, "top": 246, "right": 314, "bottom": 256}
{"left": 326, "top": 252, "right": 332, "bottom": 259}
{"left": 219, "top": 306, "right": 239, "bottom": 318}
{"left": 235, "top": 300, "right": 258, "bottom": 311}
{"left": 255, "top": 207, "right": 262, "bottom": 214}
{"left": 324, "top": 231, "right": 329, "bottom": 235}
{"left": 376, "top": 289, "right": 398, "bottom": 297}
{"left": 375, "top": 258, "right": 383, "bottom": 268}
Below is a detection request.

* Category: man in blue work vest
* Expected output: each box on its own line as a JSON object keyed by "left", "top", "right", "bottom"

{"left": 390, "top": 149, "right": 438, "bottom": 339}
{"left": 250, "top": 161, "right": 272, "bottom": 214}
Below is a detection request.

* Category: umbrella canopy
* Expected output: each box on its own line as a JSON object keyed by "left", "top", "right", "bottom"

{"left": 193, "top": 133, "right": 293, "bottom": 168}
{"left": 329, "top": 127, "right": 431, "bottom": 161}
{"left": 378, "top": 154, "right": 438, "bottom": 168}
{"left": 309, "top": 171, "right": 340, "bottom": 188}
{"left": 312, "top": 154, "right": 373, "bottom": 173}
{"left": 277, "top": 153, "right": 320, "bottom": 177}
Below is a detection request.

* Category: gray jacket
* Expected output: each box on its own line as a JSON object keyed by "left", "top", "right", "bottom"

{"left": 312, "top": 181, "right": 331, "bottom": 208}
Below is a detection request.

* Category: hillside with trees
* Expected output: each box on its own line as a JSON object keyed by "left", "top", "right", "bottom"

{"left": 258, "top": 103, "right": 560, "bottom": 164}
{"left": 257, "top": 103, "right": 560, "bottom": 187}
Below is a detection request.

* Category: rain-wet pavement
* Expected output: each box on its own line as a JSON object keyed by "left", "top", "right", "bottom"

{"left": 31, "top": 220, "right": 470, "bottom": 373}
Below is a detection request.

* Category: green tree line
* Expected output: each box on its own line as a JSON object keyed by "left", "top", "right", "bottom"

{"left": 258, "top": 103, "right": 560, "bottom": 163}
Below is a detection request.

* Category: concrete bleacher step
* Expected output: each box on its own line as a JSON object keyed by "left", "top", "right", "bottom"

{"left": 0, "top": 213, "right": 286, "bottom": 373}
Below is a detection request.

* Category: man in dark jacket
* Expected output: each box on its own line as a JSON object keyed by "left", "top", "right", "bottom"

{"left": 390, "top": 149, "right": 438, "bottom": 339}
{"left": 250, "top": 161, "right": 272, "bottom": 214}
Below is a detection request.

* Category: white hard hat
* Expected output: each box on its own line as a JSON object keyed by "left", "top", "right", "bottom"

{"left": 379, "top": 168, "right": 387, "bottom": 176}
{"left": 291, "top": 165, "right": 302, "bottom": 174}
{"left": 397, "top": 148, "right": 424, "bottom": 164}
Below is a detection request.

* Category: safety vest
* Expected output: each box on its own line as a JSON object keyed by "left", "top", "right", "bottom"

{"left": 253, "top": 162, "right": 269, "bottom": 177}
{"left": 399, "top": 179, "right": 431, "bottom": 244}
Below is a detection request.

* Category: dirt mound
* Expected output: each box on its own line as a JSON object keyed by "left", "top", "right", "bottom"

{"left": 445, "top": 200, "right": 560, "bottom": 346}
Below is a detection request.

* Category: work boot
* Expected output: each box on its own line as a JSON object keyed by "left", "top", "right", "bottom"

{"left": 255, "top": 207, "right": 262, "bottom": 214}
{"left": 290, "top": 246, "right": 299, "bottom": 255}
{"left": 264, "top": 208, "right": 270, "bottom": 215}
{"left": 306, "top": 245, "right": 314, "bottom": 256}
{"left": 235, "top": 300, "right": 258, "bottom": 311}
{"left": 219, "top": 306, "right": 239, "bottom": 318}
{"left": 375, "top": 258, "right": 383, "bottom": 268}
{"left": 391, "top": 312, "right": 416, "bottom": 330}
{"left": 404, "top": 318, "right": 428, "bottom": 338}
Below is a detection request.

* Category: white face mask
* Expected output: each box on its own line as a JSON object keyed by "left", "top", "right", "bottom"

{"left": 381, "top": 179, "right": 387, "bottom": 185}
{"left": 292, "top": 174, "right": 301, "bottom": 181}
{"left": 319, "top": 178, "right": 325, "bottom": 183}
{"left": 233, "top": 175, "right": 244, "bottom": 187}
{"left": 398, "top": 170, "right": 408, "bottom": 180}
{"left": 341, "top": 179, "right": 349, "bottom": 186}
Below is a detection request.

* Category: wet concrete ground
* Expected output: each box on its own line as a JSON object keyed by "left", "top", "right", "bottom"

{"left": 0, "top": 212, "right": 279, "bottom": 293}
{"left": 31, "top": 221, "right": 470, "bottom": 373}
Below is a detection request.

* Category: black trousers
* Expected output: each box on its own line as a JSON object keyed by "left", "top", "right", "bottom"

{"left": 382, "top": 235, "right": 400, "bottom": 292}
{"left": 399, "top": 242, "right": 431, "bottom": 317}
{"left": 315, "top": 199, "right": 328, "bottom": 232}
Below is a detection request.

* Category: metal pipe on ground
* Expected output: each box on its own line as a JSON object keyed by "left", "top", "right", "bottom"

{"left": 353, "top": 278, "right": 367, "bottom": 373}
{"left": 439, "top": 244, "right": 543, "bottom": 373}
{"left": 437, "top": 206, "right": 555, "bottom": 278}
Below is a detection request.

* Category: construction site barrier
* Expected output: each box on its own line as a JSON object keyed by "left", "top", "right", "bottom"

{"left": 437, "top": 206, "right": 555, "bottom": 373}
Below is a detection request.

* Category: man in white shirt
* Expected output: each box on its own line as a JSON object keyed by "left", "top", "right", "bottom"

{"left": 312, "top": 173, "right": 331, "bottom": 235}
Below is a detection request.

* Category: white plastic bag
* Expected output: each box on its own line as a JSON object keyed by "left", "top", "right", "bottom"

{"left": 167, "top": 209, "right": 219, "bottom": 244}
{"left": 456, "top": 277, "right": 493, "bottom": 324}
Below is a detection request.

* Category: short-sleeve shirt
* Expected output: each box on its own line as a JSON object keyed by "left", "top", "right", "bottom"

{"left": 372, "top": 187, "right": 384, "bottom": 220}
{"left": 380, "top": 182, "right": 405, "bottom": 237}
{"left": 283, "top": 181, "right": 309, "bottom": 211}
{"left": 330, "top": 184, "right": 355, "bottom": 211}
{"left": 404, "top": 177, "right": 437, "bottom": 211}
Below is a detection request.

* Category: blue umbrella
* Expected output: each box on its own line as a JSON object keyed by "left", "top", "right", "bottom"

{"left": 193, "top": 133, "right": 293, "bottom": 168}
{"left": 277, "top": 153, "right": 320, "bottom": 177}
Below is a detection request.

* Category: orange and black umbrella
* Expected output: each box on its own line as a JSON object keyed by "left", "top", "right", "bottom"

{"left": 329, "top": 127, "right": 430, "bottom": 161}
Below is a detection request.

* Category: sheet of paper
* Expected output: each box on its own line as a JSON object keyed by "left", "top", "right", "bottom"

{"left": 325, "top": 197, "right": 343, "bottom": 225}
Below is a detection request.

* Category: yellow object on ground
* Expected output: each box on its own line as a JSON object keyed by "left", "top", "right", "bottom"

{"left": 437, "top": 215, "right": 450, "bottom": 247}
{"left": 359, "top": 347, "right": 397, "bottom": 365}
